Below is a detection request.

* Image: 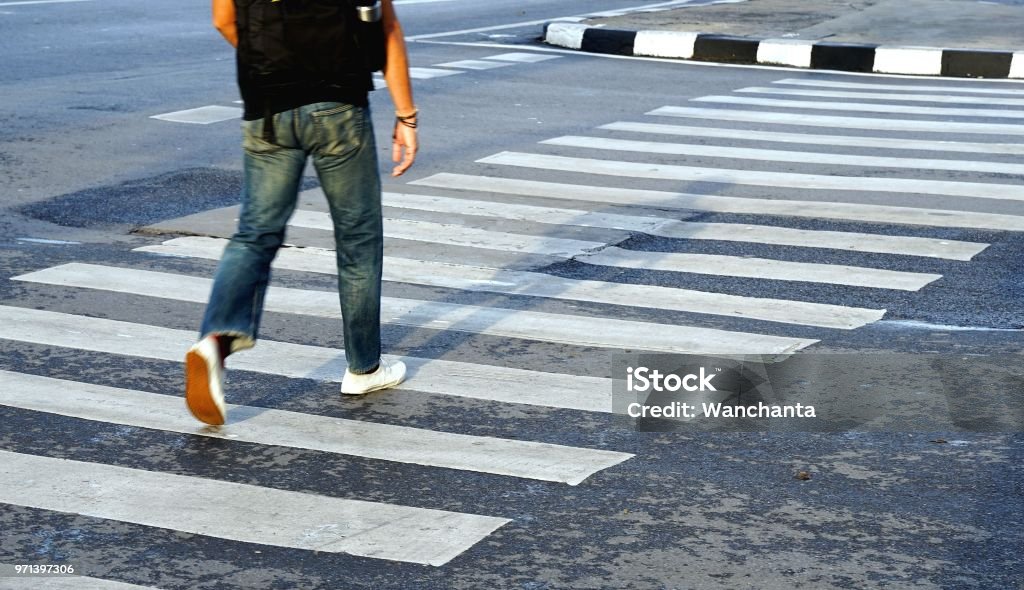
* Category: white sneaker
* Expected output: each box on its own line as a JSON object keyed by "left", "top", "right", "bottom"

{"left": 184, "top": 335, "right": 226, "bottom": 425}
{"left": 341, "top": 358, "right": 407, "bottom": 395}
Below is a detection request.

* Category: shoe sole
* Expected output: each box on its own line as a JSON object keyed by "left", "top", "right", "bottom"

{"left": 185, "top": 349, "right": 225, "bottom": 425}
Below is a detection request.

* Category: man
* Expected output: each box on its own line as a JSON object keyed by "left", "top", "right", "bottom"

{"left": 184, "top": 0, "right": 418, "bottom": 425}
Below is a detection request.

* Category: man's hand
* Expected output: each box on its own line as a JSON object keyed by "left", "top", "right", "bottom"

{"left": 382, "top": 0, "right": 417, "bottom": 177}
{"left": 392, "top": 117, "right": 418, "bottom": 177}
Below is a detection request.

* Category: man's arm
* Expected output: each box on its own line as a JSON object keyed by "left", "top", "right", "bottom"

{"left": 381, "top": 0, "right": 417, "bottom": 177}
{"left": 212, "top": 0, "right": 238, "bottom": 48}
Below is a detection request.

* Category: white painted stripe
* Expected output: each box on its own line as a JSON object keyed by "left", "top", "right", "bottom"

{"left": 482, "top": 52, "right": 561, "bottom": 63}
{"left": 0, "top": 0, "right": 89, "bottom": 6}
{"left": 545, "top": 22, "right": 588, "bottom": 50}
{"left": 756, "top": 39, "right": 813, "bottom": 68}
{"left": 14, "top": 263, "right": 815, "bottom": 355}
{"left": 478, "top": 152, "right": 1024, "bottom": 203}
{"left": 873, "top": 47, "right": 943, "bottom": 76}
{"left": 601, "top": 121, "right": 1024, "bottom": 156}
{"left": 150, "top": 105, "right": 242, "bottom": 125}
{"left": 579, "top": 247, "right": 942, "bottom": 291}
{"left": 408, "top": 67, "right": 463, "bottom": 79}
{"left": 633, "top": 30, "right": 698, "bottom": 59}
{"left": 411, "top": 173, "right": 1024, "bottom": 232}
{"left": 0, "top": 574, "right": 156, "bottom": 590}
{"left": 0, "top": 450, "right": 508, "bottom": 566}
{"left": 694, "top": 95, "right": 1024, "bottom": 120}
{"left": 0, "top": 305, "right": 614, "bottom": 412}
{"left": 772, "top": 77, "right": 1024, "bottom": 96}
{"left": 289, "top": 210, "right": 605, "bottom": 257}
{"left": 649, "top": 105, "right": 1024, "bottom": 136}
{"left": 541, "top": 135, "right": 1024, "bottom": 176}
{"left": 335, "top": 189, "right": 666, "bottom": 232}
{"left": 739, "top": 86, "right": 1024, "bottom": 107}
{"left": 373, "top": 191, "right": 986, "bottom": 260}
{"left": 138, "top": 237, "right": 880, "bottom": 330}
{"left": 878, "top": 319, "right": 1024, "bottom": 332}
{"left": 649, "top": 221, "right": 987, "bottom": 261}
{"left": 16, "top": 238, "right": 82, "bottom": 245}
{"left": 0, "top": 370, "right": 631, "bottom": 485}
{"left": 380, "top": 216, "right": 606, "bottom": 256}
{"left": 1011, "top": 53, "right": 1024, "bottom": 79}
{"left": 433, "top": 59, "right": 514, "bottom": 70}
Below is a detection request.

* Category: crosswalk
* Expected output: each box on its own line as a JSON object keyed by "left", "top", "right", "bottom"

{"left": 647, "top": 105, "right": 1024, "bottom": 136}
{"left": 695, "top": 94, "right": 1024, "bottom": 120}
{"left": 541, "top": 134, "right": 1024, "bottom": 175}
{"left": 149, "top": 52, "right": 561, "bottom": 125}
{"left": 5, "top": 71, "right": 1024, "bottom": 582}
{"left": 477, "top": 151, "right": 1024, "bottom": 201}
{"left": 0, "top": 370, "right": 629, "bottom": 482}
{"left": 137, "top": 236, "right": 879, "bottom": 329}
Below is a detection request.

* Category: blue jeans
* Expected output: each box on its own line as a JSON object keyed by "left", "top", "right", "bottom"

{"left": 200, "top": 102, "right": 383, "bottom": 374}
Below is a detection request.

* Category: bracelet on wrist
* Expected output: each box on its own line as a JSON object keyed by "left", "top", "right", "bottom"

{"left": 396, "top": 108, "right": 418, "bottom": 121}
{"left": 394, "top": 109, "right": 419, "bottom": 130}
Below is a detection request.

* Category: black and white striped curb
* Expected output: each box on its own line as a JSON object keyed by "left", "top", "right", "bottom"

{"left": 544, "top": 22, "right": 1024, "bottom": 79}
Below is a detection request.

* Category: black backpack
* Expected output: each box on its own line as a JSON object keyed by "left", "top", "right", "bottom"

{"left": 234, "top": 0, "right": 385, "bottom": 103}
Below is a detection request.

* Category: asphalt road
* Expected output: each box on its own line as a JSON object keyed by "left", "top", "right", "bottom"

{"left": 0, "top": 0, "right": 1022, "bottom": 589}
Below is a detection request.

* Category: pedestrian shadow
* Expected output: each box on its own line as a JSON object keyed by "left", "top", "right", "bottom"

{"left": 351, "top": 168, "right": 757, "bottom": 410}
{"left": 259, "top": 98, "right": 1007, "bottom": 431}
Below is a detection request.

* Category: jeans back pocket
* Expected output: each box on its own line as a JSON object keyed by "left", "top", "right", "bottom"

{"left": 311, "top": 103, "right": 365, "bottom": 160}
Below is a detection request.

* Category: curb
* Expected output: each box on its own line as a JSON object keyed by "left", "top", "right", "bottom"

{"left": 544, "top": 22, "right": 1024, "bottom": 79}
